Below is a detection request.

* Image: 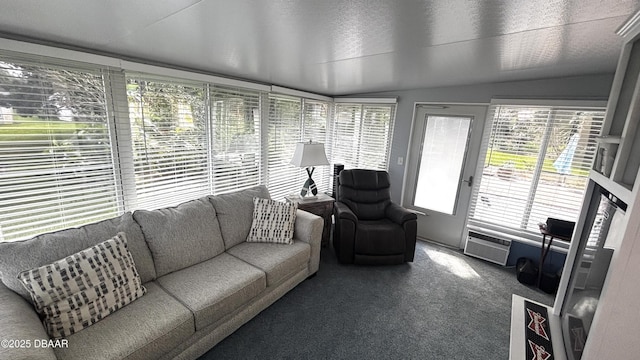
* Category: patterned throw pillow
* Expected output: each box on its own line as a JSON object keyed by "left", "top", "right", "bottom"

{"left": 17, "top": 232, "right": 146, "bottom": 339}
{"left": 246, "top": 197, "right": 297, "bottom": 244}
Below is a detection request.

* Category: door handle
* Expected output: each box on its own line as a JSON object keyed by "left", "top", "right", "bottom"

{"left": 462, "top": 175, "right": 473, "bottom": 187}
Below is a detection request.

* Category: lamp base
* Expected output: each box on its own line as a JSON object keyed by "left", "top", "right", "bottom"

{"left": 300, "top": 167, "right": 318, "bottom": 197}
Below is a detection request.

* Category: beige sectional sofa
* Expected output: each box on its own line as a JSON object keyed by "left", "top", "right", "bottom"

{"left": 0, "top": 185, "right": 323, "bottom": 360}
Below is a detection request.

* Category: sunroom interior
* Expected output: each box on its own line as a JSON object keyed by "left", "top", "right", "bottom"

{"left": 1, "top": 1, "right": 640, "bottom": 359}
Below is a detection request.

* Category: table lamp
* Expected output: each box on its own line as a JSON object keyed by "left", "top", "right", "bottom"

{"left": 290, "top": 140, "right": 329, "bottom": 196}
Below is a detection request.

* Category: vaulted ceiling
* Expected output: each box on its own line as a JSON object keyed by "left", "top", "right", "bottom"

{"left": 1, "top": 0, "right": 638, "bottom": 95}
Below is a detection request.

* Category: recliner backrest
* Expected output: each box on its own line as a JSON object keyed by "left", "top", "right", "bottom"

{"left": 338, "top": 169, "right": 391, "bottom": 220}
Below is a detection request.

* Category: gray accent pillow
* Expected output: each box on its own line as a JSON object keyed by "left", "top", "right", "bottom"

{"left": 17, "top": 233, "right": 146, "bottom": 339}
{"left": 133, "top": 197, "right": 225, "bottom": 277}
{"left": 209, "top": 185, "right": 271, "bottom": 249}
{"left": 247, "top": 198, "right": 297, "bottom": 245}
{"left": 0, "top": 212, "right": 155, "bottom": 301}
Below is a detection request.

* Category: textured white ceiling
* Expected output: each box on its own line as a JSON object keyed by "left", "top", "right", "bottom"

{"left": 0, "top": 0, "right": 638, "bottom": 95}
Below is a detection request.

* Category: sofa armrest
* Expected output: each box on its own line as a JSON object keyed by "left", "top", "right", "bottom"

{"left": 0, "top": 283, "right": 57, "bottom": 360}
{"left": 293, "top": 209, "right": 324, "bottom": 275}
{"left": 385, "top": 202, "right": 417, "bottom": 225}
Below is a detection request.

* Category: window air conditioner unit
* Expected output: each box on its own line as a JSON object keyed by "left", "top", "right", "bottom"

{"left": 464, "top": 231, "right": 511, "bottom": 266}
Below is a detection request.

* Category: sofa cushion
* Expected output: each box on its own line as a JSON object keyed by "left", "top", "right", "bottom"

{"left": 157, "top": 253, "right": 266, "bottom": 330}
{"left": 133, "top": 197, "right": 225, "bottom": 277}
{"left": 53, "top": 282, "right": 194, "bottom": 360}
{"left": 18, "top": 233, "right": 146, "bottom": 339}
{"left": 227, "top": 241, "right": 310, "bottom": 286}
{"left": 354, "top": 219, "right": 406, "bottom": 255}
{"left": 247, "top": 197, "right": 297, "bottom": 245}
{"left": 208, "top": 185, "right": 271, "bottom": 249}
{"left": 0, "top": 212, "right": 155, "bottom": 301}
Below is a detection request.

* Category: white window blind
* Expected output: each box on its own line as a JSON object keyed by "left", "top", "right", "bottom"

{"left": 0, "top": 47, "right": 397, "bottom": 242}
{"left": 210, "top": 86, "right": 262, "bottom": 194}
{"left": 331, "top": 103, "right": 395, "bottom": 171}
{"left": 302, "top": 99, "right": 330, "bottom": 192}
{"left": 267, "top": 94, "right": 303, "bottom": 200}
{"left": 468, "top": 104, "right": 605, "bottom": 238}
{"left": 126, "top": 75, "right": 209, "bottom": 210}
{"left": 267, "top": 95, "right": 332, "bottom": 200}
{"left": 0, "top": 55, "right": 119, "bottom": 241}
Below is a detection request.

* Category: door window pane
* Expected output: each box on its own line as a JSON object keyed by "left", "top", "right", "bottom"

{"left": 414, "top": 115, "right": 471, "bottom": 215}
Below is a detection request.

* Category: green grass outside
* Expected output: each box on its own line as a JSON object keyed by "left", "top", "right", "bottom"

{"left": 486, "top": 149, "right": 589, "bottom": 177}
{"left": 0, "top": 116, "right": 115, "bottom": 241}
{"left": 0, "top": 116, "right": 92, "bottom": 142}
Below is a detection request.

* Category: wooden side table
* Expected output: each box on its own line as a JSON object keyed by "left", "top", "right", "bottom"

{"left": 286, "top": 194, "right": 334, "bottom": 247}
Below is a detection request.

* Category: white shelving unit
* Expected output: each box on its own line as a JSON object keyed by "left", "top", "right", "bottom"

{"left": 511, "top": 10, "right": 640, "bottom": 360}
{"left": 555, "top": 10, "right": 640, "bottom": 359}
{"left": 555, "top": 8, "right": 640, "bottom": 319}
{"left": 588, "top": 18, "right": 640, "bottom": 203}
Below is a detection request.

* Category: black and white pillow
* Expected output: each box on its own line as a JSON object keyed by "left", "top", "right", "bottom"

{"left": 17, "top": 232, "right": 146, "bottom": 339}
{"left": 246, "top": 197, "right": 297, "bottom": 245}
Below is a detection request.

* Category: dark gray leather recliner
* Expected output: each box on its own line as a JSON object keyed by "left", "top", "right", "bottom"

{"left": 333, "top": 169, "right": 417, "bottom": 265}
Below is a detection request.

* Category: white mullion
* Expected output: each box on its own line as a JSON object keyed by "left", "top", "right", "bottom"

{"left": 108, "top": 70, "right": 138, "bottom": 212}
{"left": 206, "top": 84, "right": 215, "bottom": 195}
{"left": 384, "top": 104, "right": 397, "bottom": 172}
{"left": 356, "top": 105, "right": 364, "bottom": 168}
{"left": 300, "top": 98, "right": 306, "bottom": 141}
{"left": 520, "top": 109, "right": 555, "bottom": 230}
{"left": 104, "top": 70, "right": 135, "bottom": 213}
{"left": 260, "top": 92, "right": 270, "bottom": 187}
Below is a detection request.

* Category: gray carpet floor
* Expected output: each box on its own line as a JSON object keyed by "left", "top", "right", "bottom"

{"left": 199, "top": 240, "right": 553, "bottom": 359}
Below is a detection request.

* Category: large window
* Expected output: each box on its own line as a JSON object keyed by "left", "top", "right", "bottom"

{"left": 127, "top": 76, "right": 209, "bottom": 210}
{"left": 210, "top": 86, "right": 262, "bottom": 194}
{"left": 0, "top": 48, "right": 393, "bottom": 242}
{"left": 332, "top": 103, "right": 395, "bottom": 171}
{"left": 0, "top": 57, "right": 118, "bottom": 241}
{"left": 267, "top": 95, "right": 331, "bottom": 200}
{"left": 468, "top": 103, "right": 605, "bottom": 238}
{"left": 126, "top": 78, "right": 266, "bottom": 209}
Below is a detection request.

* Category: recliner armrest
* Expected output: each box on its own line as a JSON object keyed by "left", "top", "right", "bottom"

{"left": 334, "top": 201, "right": 357, "bottom": 222}
{"left": 333, "top": 201, "right": 358, "bottom": 264}
{"left": 385, "top": 203, "right": 417, "bottom": 225}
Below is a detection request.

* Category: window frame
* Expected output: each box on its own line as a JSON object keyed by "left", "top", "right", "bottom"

{"left": 266, "top": 94, "right": 333, "bottom": 200}
{"left": 0, "top": 43, "right": 398, "bottom": 242}
{"left": 330, "top": 101, "right": 397, "bottom": 172}
{"left": 467, "top": 99, "right": 607, "bottom": 244}
{"left": 0, "top": 52, "right": 123, "bottom": 241}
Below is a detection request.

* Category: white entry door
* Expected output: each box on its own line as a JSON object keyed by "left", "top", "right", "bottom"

{"left": 402, "top": 104, "right": 487, "bottom": 248}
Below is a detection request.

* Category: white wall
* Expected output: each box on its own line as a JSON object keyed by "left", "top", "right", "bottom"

{"left": 347, "top": 73, "right": 615, "bottom": 202}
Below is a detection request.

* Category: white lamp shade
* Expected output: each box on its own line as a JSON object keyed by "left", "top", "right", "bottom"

{"left": 290, "top": 142, "right": 329, "bottom": 167}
